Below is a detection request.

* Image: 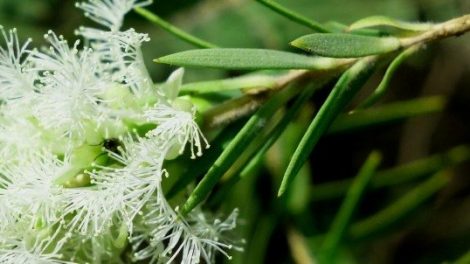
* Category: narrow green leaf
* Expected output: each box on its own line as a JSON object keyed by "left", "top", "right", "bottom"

{"left": 349, "top": 171, "right": 449, "bottom": 240}
{"left": 330, "top": 96, "right": 445, "bottom": 133}
{"left": 324, "top": 21, "right": 384, "bottom": 36}
{"left": 180, "top": 84, "right": 302, "bottom": 215}
{"left": 156, "top": 49, "right": 347, "bottom": 70}
{"left": 349, "top": 15, "right": 433, "bottom": 32}
{"left": 255, "top": 0, "right": 329, "bottom": 33}
{"left": 165, "top": 120, "right": 243, "bottom": 199}
{"left": 310, "top": 145, "right": 470, "bottom": 201}
{"left": 357, "top": 45, "right": 421, "bottom": 109}
{"left": 208, "top": 82, "right": 325, "bottom": 206}
{"left": 291, "top": 33, "right": 400, "bottom": 58}
{"left": 278, "top": 58, "right": 377, "bottom": 197}
{"left": 134, "top": 7, "right": 218, "bottom": 49}
{"left": 245, "top": 215, "right": 278, "bottom": 264}
{"left": 319, "top": 151, "right": 382, "bottom": 263}
{"left": 180, "top": 72, "right": 282, "bottom": 94}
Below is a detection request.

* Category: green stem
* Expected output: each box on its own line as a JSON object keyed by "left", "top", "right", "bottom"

{"left": 134, "top": 7, "right": 218, "bottom": 49}
{"left": 180, "top": 84, "right": 302, "bottom": 215}
{"left": 310, "top": 145, "right": 470, "bottom": 201}
{"left": 329, "top": 96, "right": 445, "bottom": 134}
{"left": 349, "top": 171, "right": 449, "bottom": 240}
{"left": 256, "top": 0, "right": 329, "bottom": 33}
{"left": 357, "top": 45, "right": 421, "bottom": 108}
{"left": 278, "top": 58, "right": 377, "bottom": 197}
{"left": 319, "top": 151, "right": 382, "bottom": 263}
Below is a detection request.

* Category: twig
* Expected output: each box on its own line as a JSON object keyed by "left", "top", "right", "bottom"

{"left": 400, "top": 14, "right": 470, "bottom": 48}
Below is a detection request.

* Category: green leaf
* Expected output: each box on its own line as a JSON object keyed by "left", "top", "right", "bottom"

{"left": 291, "top": 33, "right": 400, "bottom": 58}
{"left": 330, "top": 96, "right": 445, "bottom": 133}
{"left": 349, "top": 15, "right": 432, "bottom": 32}
{"left": 310, "top": 145, "right": 470, "bottom": 201}
{"left": 349, "top": 171, "right": 449, "bottom": 240}
{"left": 324, "top": 21, "right": 384, "bottom": 36}
{"left": 319, "top": 151, "right": 382, "bottom": 263}
{"left": 180, "top": 83, "right": 302, "bottom": 215}
{"left": 181, "top": 72, "right": 283, "bottom": 94}
{"left": 208, "top": 81, "right": 325, "bottom": 206}
{"left": 156, "top": 49, "right": 347, "bottom": 70}
{"left": 278, "top": 58, "right": 377, "bottom": 197}
{"left": 357, "top": 45, "right": 421, "bottom": 108}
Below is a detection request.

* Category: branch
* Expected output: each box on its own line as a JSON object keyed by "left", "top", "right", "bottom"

{"left": 400, "top": 14, "right": 470, "bottom": 47}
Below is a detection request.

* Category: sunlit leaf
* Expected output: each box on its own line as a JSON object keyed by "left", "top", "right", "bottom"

{"left": 156, "top": 48, "right": 347, "bottom": 70}
{"left": 181, "top": 72, "right": 283, "bottom": 94}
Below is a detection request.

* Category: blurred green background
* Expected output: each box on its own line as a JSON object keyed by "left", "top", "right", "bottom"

{"left": 1, "top": 0, "right": 469, "bottom": 263}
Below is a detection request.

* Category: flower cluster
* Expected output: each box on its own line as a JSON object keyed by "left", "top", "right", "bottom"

{"left": 0, "top": 0, "right": 238, "bottom": 263}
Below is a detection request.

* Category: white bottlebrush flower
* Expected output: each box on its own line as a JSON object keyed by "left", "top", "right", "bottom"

{"left": 0, "top": 26, "right": 36, "bottom": 103}
{"left": 0, "top": 152, "right": 68, "bottom": 230}
{"left": 76, "top": 0, "right": 154, "bottom": 98}
{"left": 0, "top": 0, "right": 239, "bottom": 263}
{"left": 0, "top": 226, "right": 70, "bottom": 264}
{"left": 145, "top": 103, "right": 210, "bottom": 159}
{"left": 30, "top": 32, "right": 111, "bottom": 140}
{"left": 132, "top": 193, "right": 240, "bottom": 264}
{"left": 145, "top": 68, "right": 210, "bottom": 159}
{"left": 78, "top": 27, "right": 153, "bottom": 97}
{"left": 0, "top": 118, "right": 42, "bottom": 163}
{"left": 76, "top": 0, "right": 152, "bottom": 31}
{"left": 61, "top": 166, "right": 162, "bottom": 236}
{"left": 62, "top": 134, "right": 169, "bottom": 236}
{"left": 105, "top": 132, "right": 169, "bottom": 168}
{"left": 0, "top": 243, "right": 65, "bottom": 264}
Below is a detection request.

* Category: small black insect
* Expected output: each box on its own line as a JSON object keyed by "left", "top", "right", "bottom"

{"left": 103, "top": 138, "right": 121, "bottom": 153}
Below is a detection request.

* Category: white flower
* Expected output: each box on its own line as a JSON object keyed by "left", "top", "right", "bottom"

{"left": 0, "top": 152, "right": 67, "bottom": 230}
{"left": 62, "top": 134, "right": 168, "bottom": 236}
{"left": 145, "top": 104, "right": 210, "bottom": 159}
{"left": 76, "top": 0, "right": 152, "bottom": 31}
{"left": 0, "top": 227, "right": 70, "bottom": 264}
{"left": 145, "top": 68, "right": 210, "bottom": 159}
{"left": 0, "top": 0, "right": 240, "bottom": 263}
{"left": 0, "top": 118, "right": 42, "bottom": 163}
{"left": 76, "top": 0, "right": 154, "bottom": 98}
{"left": 77, "top": 27, "right": 153, "bottom": 99}
{"left": 132, "top": 196, "right": 240, "bottom": 264}
{"left": 0, "top": 26, "right": 35, "bottom": 103}
{"left": 61, "top": 167, "right": 162, "bottom": 236}
{"left": 30, "top": 32, "right": 111, "bottom": 140}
